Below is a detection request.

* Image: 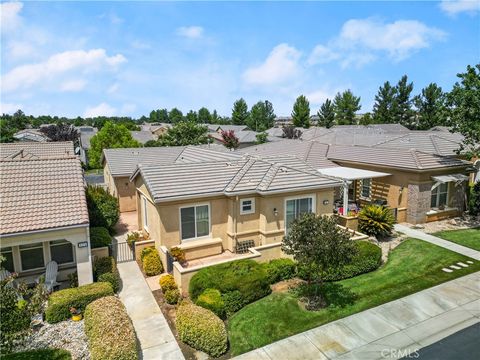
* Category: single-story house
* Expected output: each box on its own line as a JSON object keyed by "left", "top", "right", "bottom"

{"left": 102, "top": 146, "right": 243, "bottom": 212}
{"left": 0, "top": 153, "right": 93, "bottom": 286}
{"left": 77, "top": 126, "right": 98, "bottom": 164}
{"left": 130, "top": 156, "right": 342, "bottom": 261}
{"left": 209, "top": 130, "right": 281, "bottom": 148}
{"left": 13, "top": 129, "right": 50, "bottom": 142}
{"left": 0, "top": 141, "right": 76, "bottom": 160}
{"left": 140, "top": 122, "right": 172, "bottom": 136}
{"left": 130, "top": 130, "right": 157, "bottom": 144}
{"left": 207, "top": 124, "right": 249, "bottom": 133}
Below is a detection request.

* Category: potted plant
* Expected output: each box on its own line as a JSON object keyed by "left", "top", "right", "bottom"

{"left": 70, "top": 307, "right": 82, "bottom": 321}
{"left": 170, "top": 247, "right": 187, "bottom": 266}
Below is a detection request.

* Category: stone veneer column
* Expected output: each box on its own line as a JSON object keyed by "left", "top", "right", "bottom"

{"left": 407, "top": 182, "right": 431, "bottom": 224}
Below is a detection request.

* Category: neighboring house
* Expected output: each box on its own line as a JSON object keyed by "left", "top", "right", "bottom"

{"left": 140, "top": 122, "right": 172, "bottom": 136}
{"left": 102, "top": 146, "right": 243, "bottom": 212}
{"left": 13, "top": 129, "right": 50, "bottom": 142}
{"left": 78, "top": 126, "right": 98, "bottom": 164}
{"left": 130, "top": 130, "right": 157, "bottom": 144}
{"left": 209, "top": 130, "right": 280, "bottom": 148}
{"left": 130, "top": 156, "right": 341, "bottom": 261}
{"left": 0, "top": 143, "right": 93, "bottom": 286}
{"left": 0, "top": 141, "right": 76, "bottom": 159}
{"left": 207, "top": 124, "right": 249, "bottom": 133}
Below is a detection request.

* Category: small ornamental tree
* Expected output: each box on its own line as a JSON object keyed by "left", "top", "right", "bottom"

{"left": 40, "top": 123, "right": 79, "bottom": 143}
{"left": 282, "top": 125, "right": 302, "bottom": 139}
{"left": 282, "top": 213, "right": 357, "bottom": 308}
{"left": 158, "top": 121, "right": 209, "bottom": 146}
{"left": 86, "top": 185, "right": 120, "bottom": 232}
{"left": 255, "top": 131, "right": 268, "bottom": 144}
{"left": 292, "top": 95, "right": 311, "bottom": 128}
{"left": 220, "top": 130, "right": 239, "bottom": 150}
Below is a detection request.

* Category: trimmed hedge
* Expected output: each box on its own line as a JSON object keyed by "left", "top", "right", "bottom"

{"left": 176, "top": 302, "right": 227, "bottom": 357}
{"left": 298, "top": 241, "right": 382, "bottom": 281}
{"left": 189, "top": 259, "right": 271, "bottom": 309}
{"left": 164, "top": 289, "right": 181, "bottom": 305}
{"left": 86, "top": 185, "right": 119, "bottom": 232}
{"left": 45, "top": 282, "right": 114, "bottom": 323}
{"left": 159, "top": 274, "right": 176, "bottom": 292}
{"left": 98, "top": 272, "right": 120, "bottom": 293}
{"left": 93, "top": 256, "right": 120, "bottom": 292}
{"left": 89, "top": 227, "right": 112, "bottom": 248}
{"left": 1, "top": 349, "right": 72, "bottom": 360}
{"left": 140, "top": 247, "right": 155, "bottom": 261}
{"left": 85, "top": 296, "right": 139, "bottom": 360}
{"left": 196, "top": 288, "right": 225, "bottom": 319}
{"left": 264, "top": 258, "right": 297, "bottom": 284}
{"left": 142, "top": 250, "right": 163, "bottom": 276}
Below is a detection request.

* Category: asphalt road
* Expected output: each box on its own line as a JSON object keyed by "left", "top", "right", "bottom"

{"left": 412, "top": 323, "right": 480, "bottom": 360}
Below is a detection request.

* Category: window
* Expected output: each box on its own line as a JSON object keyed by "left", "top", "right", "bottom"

{"left": 361, "top": 178, "right": 372, "bottom": 199}
{"left": 19, "top": 243, "right": 45, "bottom": 271}
{"left": 142, "top": 196, "right": 148, "bottom": 229}
{"left": 431, "top": 182, "right": 449, "bottom": 209}
{"left": 240, "top": 198, "right": 255, "bottom": 215}
{"left": 50, "top": 240, "right": 74, "bottom": 265}
{"left": 285, "top": 197, "right": 314, "bottom": 234}
{"left": 0, "top": 247, "right": 14, "bottom": 272}
{"left": 180, "top": 204, "right": 210, "bottom": 240}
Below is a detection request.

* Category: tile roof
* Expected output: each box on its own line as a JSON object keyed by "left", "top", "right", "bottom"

{"left": 326, "top": 145, "right": 469, "bottom": 170}
{"left": 0, "top": 141, "right": 75, "bottom": 160}
{"left": 130, "top": 131, "right": 157, "bottom": 144}
{"left": 13, "top": 129, "right": 50, "bottom": 142}
{"left": 0, "top": 157, "right": 89, "bottom": 235}
{"left": 207, "top": 124, "right": 249, "bottom": 132}
{"left": 132, "top": 157, "right": 342, "bottom": 203}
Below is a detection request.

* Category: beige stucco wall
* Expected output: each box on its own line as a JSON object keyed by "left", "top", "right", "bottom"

{"left": 103, "top": 164, "right": 137, "bottom": 213}
{"left": 0, "top": 226, "right": 93, "bottom": 286}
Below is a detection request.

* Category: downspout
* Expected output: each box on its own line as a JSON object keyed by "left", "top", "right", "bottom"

{"left": 233, "top": 196, "right": 238, "bottom": 252}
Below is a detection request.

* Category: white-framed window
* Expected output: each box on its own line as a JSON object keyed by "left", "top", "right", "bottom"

{"left": 50, "top": 240, "right": 74, "bottom": 265}
{"left": 285, "top": 195, "right": 315, "bottom": 234}
{"left": 19, "top": 243, "right": 45, "bottom": 271}
{"left": 180, "top": 204, "right": 210, "bottom": 241}
{"left": 0, "top": 247, "right": 14, "bottom": 272}
{"left": 240, "top": 198, "right": 255, "bottom": 215}
{"left": 431, "top": 182, "right": 449, "bottom": 209}
{"left": 142, "top": 196, "right": 149, "bottom": 230}
{"left": 360, "top": 178, "right": 372, "bottom": 199}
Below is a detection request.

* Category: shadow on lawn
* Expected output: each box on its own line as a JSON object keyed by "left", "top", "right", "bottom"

{"left": 293, "top": 282, "right": 357, "bottom": 309}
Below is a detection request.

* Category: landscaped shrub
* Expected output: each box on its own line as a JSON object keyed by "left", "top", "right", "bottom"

{"left": 196, "top": 288, "right": 225, "bottom": 318}
{"left": 297, "top": 241, "right": 382, "bottom": 281}
{"left": 159, "top": 274, "right": 177, "bottom": 292}
{"left": 140, "top": 246, "right": 155, "bottom": 261}
{"left": 127, "top": 232, "right": 141, "bottom": 248}
{"left": 142, "top": 249, "right": 163, "bottom": 276}
{"left": 358, "top": 205, "right": 395, "bottom": 238}
{"left": 170, "top": 247, "right": 186, "bottom": 264}
{"left": 264, "top": 258, "right": 297, "bottom": 284}
{"left": 1, "top": 349, "right": 72, "bottom": 360}
{"left": 84, "top": 296, "right": 139, "bottom": 360}
{"left": 469, "top": 182, "right": 480, "bottom": 216}
{"left": 98, "top": 272, "right": 121, "bottom": 293}
{"left": 93, "top": 256, "right": 116, "bottom": 279}
{"left": 176, "top": 302, "right": 227, "bottom": 357}
{"left": 45, "top": 282, "right": 114, "bottom": 323}
{"left": 86, "top": 185, "right": 120, "bottom": 232}
{"left": 221, "top": 290, "right": 244, "bottom": 317}
{"left": 90, "top": 227, "right": 112, "bottom": 248}
{"left": 189, "top": 259, "right": 271, "bottom": 309}
{"left": 164, "top": 289, "right": 181, "bottom": 305}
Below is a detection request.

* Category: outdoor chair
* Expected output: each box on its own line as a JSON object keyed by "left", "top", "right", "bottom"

{"left": 36, "top": 261, "right": 60, "bottom": 292}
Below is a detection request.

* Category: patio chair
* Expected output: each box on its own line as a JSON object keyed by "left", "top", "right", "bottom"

{"left": 0, "top": 269, "right": 12, "bottom": 286}
{"left": 36, "top": 261, "right": 60, "bottom": 292}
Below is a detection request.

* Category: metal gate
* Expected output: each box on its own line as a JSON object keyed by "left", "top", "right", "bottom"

{"left": 166, "top": 251, "right": 174, "bottom": 273}
{"left": 110, "top": 242, "right": 135, "bottom": 263}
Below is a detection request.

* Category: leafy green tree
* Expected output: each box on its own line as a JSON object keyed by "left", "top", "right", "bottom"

{"left": 255, "top": 131, "right": 268, "bottom": 144}
{"left": 292, "top": 95, "right": 311, "bottom": 128}
{"left": 220, "top": 130, "right": 239, "bottom": 149}
{"left": 359, "top": 112, "right": 373, "bottom": 125}
{"left": 186, "top": 110, "right": 198, "bottom": 123}
{"left": 198, "top": 107, "right": 212, "bottom": 123}
{"left": 282, "top": 214, "right": 357, "bottom": 309}
{"left": 158, "top": 121, "right": 209, "bottom": 146}
{"left": 373, "top": 81, "right": 397, "bottom": 124}
{"left": 333, "top": 90, "right": 361, "bottom": 125}
{"left": 211, "top": 110, "right": 220, "bottom": 123}
{"left": 149, "top": 109, "right": 170, "bottom": 123}
{"left": 394, "top": 75, "right": 415, "bottom": 128}
{"left": 0, "top": 118, "right": 17, "bottom": 143}
{"left": 88, "top": 121, "right": 141, "bottom": 168}
{"left": 317, "top": 99, "right": 335, "bottom": 128}
{"left": 446, "top": 64, "right": 480, "bottom": 152}
{"left": 86, "top": 185, "right": 120, "bottom": 232}
{"left": 247, "top": 101, "right": 275, "bottom": 132}
{"left": 232, "top": 98, "right": 249, "bottom": 125}
{"left": 413, "top": 83, "right": 446, "bottom": 130}
{"left": 169, "top": 108, "right": 184, "bottom": 123}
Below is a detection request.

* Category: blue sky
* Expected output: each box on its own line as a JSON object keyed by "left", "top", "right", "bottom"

{"left": 1, "top": 0, "right": 479, "bottom": 118}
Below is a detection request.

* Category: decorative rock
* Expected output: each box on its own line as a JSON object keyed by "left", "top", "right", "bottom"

{"left": 457, "top": 262, "right": 469, "bottom": 268}
{"left": 450, "top": 265, "right": 461, "bottom": 270}
{"left": 442, "top": 268, "right": 453, "bottom": 273}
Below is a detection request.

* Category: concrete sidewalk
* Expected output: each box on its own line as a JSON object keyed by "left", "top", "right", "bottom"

{"left": 117, "top": 261, "right": 184, "bottom": 360}
{"left": 234, "top": 272, "right": 480, "bottom": 360}
{"left": 395, "top": 224, "right": 480, "bottom": 260}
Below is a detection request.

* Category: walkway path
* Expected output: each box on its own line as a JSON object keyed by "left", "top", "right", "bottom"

{"left": 395, "top": 224, "right": 480, "bottom": 260}
{"left": 117, "top": 261, "right": 184, "bottom": 360}
{"left": 235, "top": 272, "right": 480, "bottom": 360}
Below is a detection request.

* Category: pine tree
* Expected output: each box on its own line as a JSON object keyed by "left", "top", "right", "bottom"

{"left": 169, "top": 108, "right": 183, "bottom": 123}
{"left": 232, "top": 98, "right": 249, "bottom": 125}
{"left": 291, "top": 95, "right": 311, "bottom": 128}
{"left": 333, "top": 90, "right": 361, "bottom": 125}
{"left": 247, "top": 101, "right": 276, "bottom": 132}
{"left": 413, "top": 83, "right": 445, "bottom": 130}
{"left": 198, "top": 107, "right": 212, "bottom": 124}
{"left": 373, "top": 81, "right": 397, "bottom": 124}
{"left": 394, "top": 75, "right": 414, "bottom": 128}
{"left": 317, "top": 99, "right": 335, "bottom": 128}
{"left": 186, "top": 110, "right": 198, "bottom": 123}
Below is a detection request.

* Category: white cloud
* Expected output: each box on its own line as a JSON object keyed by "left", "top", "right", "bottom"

{"left": 0, "top": 1, "right": 23, "bottom": 33}
{"left": 340, "top": 52, "right": 377, "bottom": 69}
{"left": 107, "top": 83, "right": 120, "bottom": 94}
{"left": 439, "top": 0, "right": 480, "bottom": 15}
{"left": 0, "top": 102, "right": 23, "bottom": 114}
{"left": 60, "top": 79, "right": 87, "bottom": 92}
{"left": 307, "top": 45, "right": 340, "bottom": 65}
{"left": 243, "top": 43, "right": 302, "bottom": 86}
{"left": 121, "top": 103, "right": 136, "bottom": 114}
{"left": 2, "top": 49, "right": 126, "bottom": 92}
{"left": 176, "top": 26, "right": 204, "bottom": 39}
{"left": 84, "top": 102, "right": 116, "bottom": 118}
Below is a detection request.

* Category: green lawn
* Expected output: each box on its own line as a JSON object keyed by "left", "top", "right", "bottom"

{"left": 85, "top": 168, "right": 102, "bottom": 175}
{"left": 434, "top": 228, "right": 480, "bottom": 251}
{"left": 1, "top": 349, "right": 71, "bottom": 360}
{"left": 228, "top": 238, "right": 480, "bottom": 355}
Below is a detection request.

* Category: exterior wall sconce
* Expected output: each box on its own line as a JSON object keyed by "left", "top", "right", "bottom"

{"left": 273, "top": 208, "right": 278, "bottom": 217}
{"left": 323, "top": 200, "right": 329, "bottom": 205}
{"left": 399, "top": 186, "right": 404, "bottom": 194}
